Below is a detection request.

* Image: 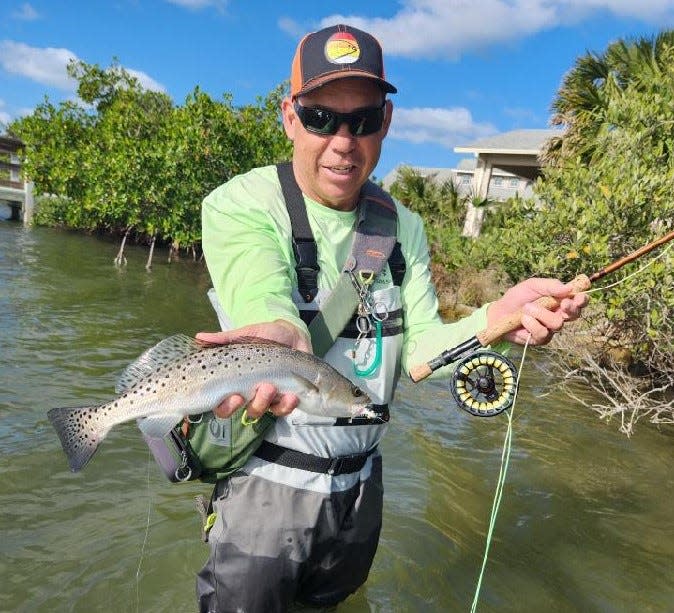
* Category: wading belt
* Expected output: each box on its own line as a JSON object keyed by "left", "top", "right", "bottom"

{"left": 254, "top": 440, "right": 378, "bottom": 475}
{"left": 276, "top": 162, "right": 406, "bottom": 357}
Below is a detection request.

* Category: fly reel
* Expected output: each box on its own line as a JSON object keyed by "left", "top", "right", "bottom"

{"left": 450, "top": 351, "right": 518, "bottom": 417}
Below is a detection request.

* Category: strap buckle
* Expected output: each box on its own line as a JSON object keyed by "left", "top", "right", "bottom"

{"left": 327, "top": 457, "right": 345, "bottom": 476}
{"left": 293, "top": 238, "right": 320, "bottom": 302}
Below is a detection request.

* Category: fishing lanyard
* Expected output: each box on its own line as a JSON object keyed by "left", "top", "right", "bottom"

{"left": 348, "top": 270, "right": 388, "bottom": 377}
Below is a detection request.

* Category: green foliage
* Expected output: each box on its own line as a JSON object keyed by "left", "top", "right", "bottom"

{"left": 10, "top": 60, "right": 292, "bottom": 250}
{"left": 389, "top": 165, "right": 473, "bottom": 270}
{"left": 480, "top": 35, "right": 674, "bottom": 363}
{"left": 387, "top": 32, "right": 674, "bottom": 368}
{"left": 389, "top": 165, "right": 463, "bottom": 222}
{"left": 32, "top": 194, "right": 74, "bottom": 226}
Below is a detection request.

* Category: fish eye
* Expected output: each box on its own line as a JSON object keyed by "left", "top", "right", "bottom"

{"left": 351, "top": 385, "right": 364, "bottom": 397}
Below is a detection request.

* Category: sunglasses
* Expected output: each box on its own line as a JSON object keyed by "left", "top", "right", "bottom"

{"left": 293, "top": 101, "right": 386, "bottom": 137}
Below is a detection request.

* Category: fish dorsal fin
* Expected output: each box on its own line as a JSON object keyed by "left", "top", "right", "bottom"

{"left": 115, "top": 334, "right": 205, "bottom": 394}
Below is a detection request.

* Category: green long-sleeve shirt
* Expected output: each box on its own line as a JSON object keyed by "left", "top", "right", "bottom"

{"left": 202, "top": 165, "right": 491, "bottom": 379}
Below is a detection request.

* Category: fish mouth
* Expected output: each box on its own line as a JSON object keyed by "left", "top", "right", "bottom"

{"left": 353, "top": 402, "right": 378, "bottom": 420}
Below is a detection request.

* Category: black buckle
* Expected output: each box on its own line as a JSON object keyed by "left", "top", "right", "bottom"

{"left": 327, "top": 457, "right": 345, "bottom": 476}
{"left": 296, "top": 266, "right": 319, "bottom": 302}
{"left": 293, "top": 239, "right": 320, "bottom": 302}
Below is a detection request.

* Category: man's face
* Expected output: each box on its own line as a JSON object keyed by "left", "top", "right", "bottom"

{"left": 282, "top": 78, "right": 393, "bottom": 211}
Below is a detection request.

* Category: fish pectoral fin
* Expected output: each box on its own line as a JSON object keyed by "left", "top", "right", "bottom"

{"left": 137, "top": 413, "right": 184, "bottom": 437}
{"left": 285, "top": 373, "right": 319, "bottom": 394}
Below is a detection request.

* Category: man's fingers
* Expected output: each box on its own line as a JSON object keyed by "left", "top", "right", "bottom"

{"left": 196, "top": 330, "right": 235, "bottom": 344}
{"left": 246, "top": 382, "right": 278, "bottom": 418}
{"left": 213, "top": 386, "right": 300, "bottom": 420}
{"left": 213, "top": 394, "right": 246, "bottom": 418}
{"left": 245, "top": 383, "right": 300, "bottom": 419}
{"left": 524, "top": 302, "right": 564, "bottom": 331}
{"left": 519, "top": 313, "right": 553, "bottom": 345}
{"left": 269, "top": 393, "right": 301, "bottom": 417}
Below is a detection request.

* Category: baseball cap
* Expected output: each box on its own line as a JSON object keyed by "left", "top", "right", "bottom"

{"left": 290, "top": 24, "right": 397, "bottom": 98}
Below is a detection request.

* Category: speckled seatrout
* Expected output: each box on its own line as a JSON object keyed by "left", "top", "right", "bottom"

{"left": 48, "top": 334, "right": 373, "bottom": 472}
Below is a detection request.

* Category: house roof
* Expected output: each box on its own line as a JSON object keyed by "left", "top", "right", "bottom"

{"left": 455, "top": 128, "right": 562, "bottom": 155}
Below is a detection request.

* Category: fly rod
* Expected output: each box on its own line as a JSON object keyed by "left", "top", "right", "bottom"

{"left": 408, "top": 229, "right": 674, "bottom": 416}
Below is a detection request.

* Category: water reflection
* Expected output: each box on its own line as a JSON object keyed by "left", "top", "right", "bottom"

{"left": 2, "top": 223, "right": 674, "bottom": 612}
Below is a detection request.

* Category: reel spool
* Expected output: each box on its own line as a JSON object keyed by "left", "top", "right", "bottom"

{"left": 451, "top": 351, "right": 518, "bottom": 417}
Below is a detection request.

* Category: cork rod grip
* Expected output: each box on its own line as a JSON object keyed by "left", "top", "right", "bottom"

{"left": 476, "top": 274, "right": 591, "bottom": 347}
{"left": 409, "top": 362, "right": 433, "bottom": 383}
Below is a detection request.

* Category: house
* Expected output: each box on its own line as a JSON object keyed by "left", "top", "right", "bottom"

{"left": 457, "top": 128, "right": 561, "bottom": 236}
{"left": 0, "top": 135, "right": 32, "bottom": 222}
{"left": 382, "top": 158, "right": 536, "bottom": 200}
{"left": 382, "top": 128, "right": 562, "bottom": 237}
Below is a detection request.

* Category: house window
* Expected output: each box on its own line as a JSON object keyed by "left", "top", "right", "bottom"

{"left": 460, "top": 174, "right": 471, "bottom": 185}
{"left": 509, "top": 178, "right": 519, "bottom": 188}
{"left": 492, "top": 177, "right": 503, "bottom": 187}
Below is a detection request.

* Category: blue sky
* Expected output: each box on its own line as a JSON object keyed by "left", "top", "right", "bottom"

{"left": 1, "top": 0, "right": 673, "bottom": 180}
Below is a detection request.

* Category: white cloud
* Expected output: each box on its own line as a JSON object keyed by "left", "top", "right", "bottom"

{"left": 0, "top": 40, "right": 77, "bottom": 90}
{"left": 15, "top": 106, "right": 34, "bottom": 118}
{"left": 12, "top": 3, "right": 40, "bottom": 21}
{"left": 0, "top": 40, "right": 166, "bottom": 94}
{"left": 165, "top": 0, "right": 227, "bottom": 11}
{"left": 318, "top": 0, "right": 674, "bottom": 60}
{"left": 389, "top": 106, "right": 497, "bottom": 148}
{"left": 125, "top": 68, "right": 166, "bottom": 93}
{"left": 278, "top": 17, "right": 304, "bottom": 39}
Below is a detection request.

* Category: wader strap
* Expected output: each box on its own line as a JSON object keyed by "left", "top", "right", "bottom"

{"left": 309, "top": 187, "right": 399, "bottom": 356}
{"left": 307, "top": 273, "right": 359, "bottom": 358}
{"left": 253, "top": 440, "right": 377, "bottom": 476}
{"left": 275, "top": 163, "right": 404, "bottom": 358}
{"left": 277, "top": 161, "right": 319, "bottom": 302}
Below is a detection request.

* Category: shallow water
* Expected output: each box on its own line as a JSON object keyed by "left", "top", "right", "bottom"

{"left": 2, "top": 222, "right": 673, "bottom": 612}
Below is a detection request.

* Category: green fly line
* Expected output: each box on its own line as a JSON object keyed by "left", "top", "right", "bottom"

{"left": 470, "top": 237, "right": 673, "bottom": 611}
{"left": 136, "top": 448, "right": 153, "bottom": 613}
{"left": 470, "top": 335, "right": 530, "bottom": 613}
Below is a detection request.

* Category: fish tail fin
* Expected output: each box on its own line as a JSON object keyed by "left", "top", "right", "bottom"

{"left": 47, "top": 405, "right": 109, "bottom": 472}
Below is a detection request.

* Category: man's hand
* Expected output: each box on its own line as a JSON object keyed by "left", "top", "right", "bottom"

{"left": 196, "top": 320, "right": 312, "bottom": 420}
{"left": 487, "top": 278, "right": 589, "bottom": 345}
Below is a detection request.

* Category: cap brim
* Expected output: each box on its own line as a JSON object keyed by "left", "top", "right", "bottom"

{"left": 294, "top": 71, "right": 397, "bottom": 98}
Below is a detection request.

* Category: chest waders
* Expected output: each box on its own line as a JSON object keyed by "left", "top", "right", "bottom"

{"left": 137, "top": 162, "right": 406, "bottom": 483}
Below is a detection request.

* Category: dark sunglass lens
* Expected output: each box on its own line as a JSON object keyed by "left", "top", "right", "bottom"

{"left": 350, "top": 107, "right": 384, "bottom": 136}
{"left": 302, "top": 107, "right": 335, "bottom": 134}
{"left": 295, "top": 102, "right": 384, "bottom": 136}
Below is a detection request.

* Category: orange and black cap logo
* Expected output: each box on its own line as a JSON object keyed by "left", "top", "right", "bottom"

{"left": 324, "top": 31, "right": 360, "bottom": 64}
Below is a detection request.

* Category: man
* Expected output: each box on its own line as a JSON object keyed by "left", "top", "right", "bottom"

{"left": 195, "top": 24, "right": 587, "bottom": 612}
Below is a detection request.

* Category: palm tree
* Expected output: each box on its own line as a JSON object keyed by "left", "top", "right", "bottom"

{"left": 542, "top": 30, "right": 674, "bottom": 166}
{"left": 389, "top": 165, "right": 464, "bottom": 223}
